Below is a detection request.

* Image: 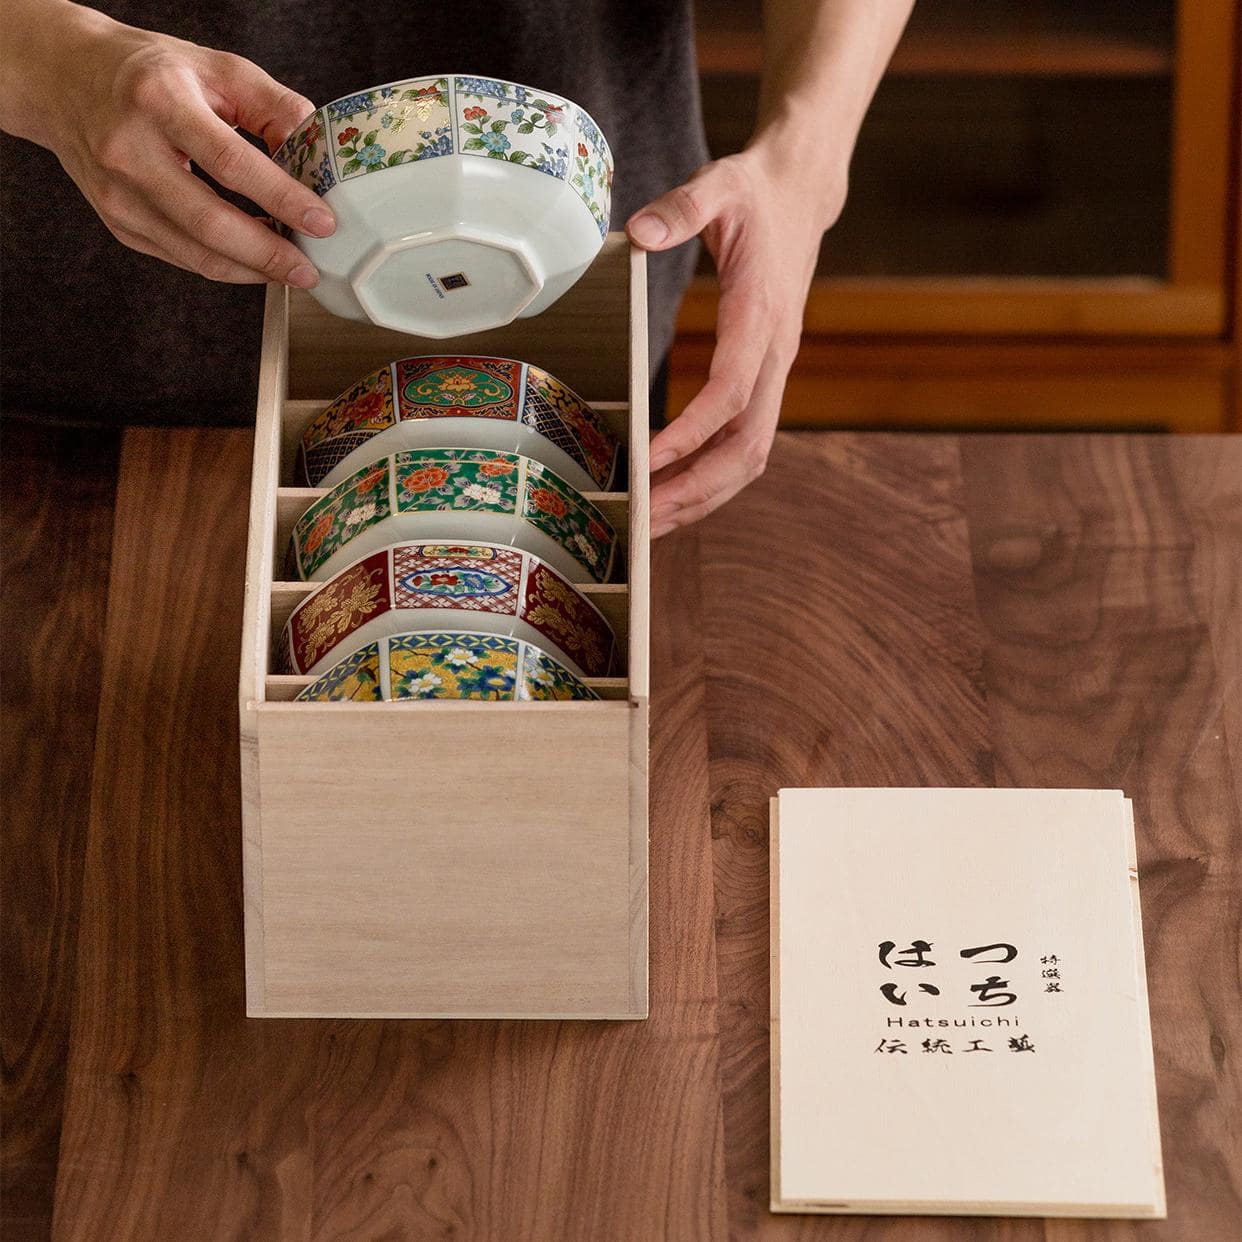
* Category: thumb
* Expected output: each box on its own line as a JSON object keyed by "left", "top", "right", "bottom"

{"left": 626, "top": 163, "right": 729, "bottom": 251}
{"left": 207, "top": 51, "right": 315, "bottom": 152}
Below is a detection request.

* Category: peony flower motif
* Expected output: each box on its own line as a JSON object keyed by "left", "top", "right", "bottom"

{"left": 352, "top": 464, "right": 387, "bottom": 494}
{"left": 343, "top": 500, "right": 376, "bottom": 529}
{"left": 461, "top": 482, "right": 502, "bottom": 505}
{"left": 435, "top": 370, "right": 477, "bottom": 393}
{"left": 445, "top": 646, "right": 478, "bottom": 668}
{"left": 577, "top": 143, "right": 588, "bottom": 157}
{"left": 463, "top": 105, "right": 487, "bottom": 120}
{"left": 337, "top": 126, "right": 360, "bottom": 146}
{"left": 401, "top": 465, "right": 450, "bottom": 493}
{"left": 356, "top": 142, "right": 386, "bottom": 167}
{"left": 480, "top": 131, "right": 511, "bottom": 154}
{"left": 303, "top": 510, "right": 334, "bottom": 553}
{"left": 530, "top": 487, "right": 567, "bottom": 518}
{"left": 479, "top": 459, "right": 515, "bottom": 477}
{"left": 343, "top": 390, "right": 387, "bottom": 426}
{"left": 572, "top": 532, "right": 599, "bottom": 565}
{"left": 301, "top": 119, "right": 323, "bottom": 148}
{"left": 428, "top": 573, "right": 459, "bottom": 586}
{"left": 470, "top": 665, "right": 513, "bottom": 695}
{"left": 579, "top": 427, "right": 611, "bottom": 472}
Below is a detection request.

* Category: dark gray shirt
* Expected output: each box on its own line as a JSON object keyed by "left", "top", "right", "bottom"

{"left": 0, "top": 1, "right": 707, "bottom": 423}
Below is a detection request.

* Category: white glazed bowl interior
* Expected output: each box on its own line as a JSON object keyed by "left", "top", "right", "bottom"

{"left": 273, "top": 75, "right": 613, "bottom": 337}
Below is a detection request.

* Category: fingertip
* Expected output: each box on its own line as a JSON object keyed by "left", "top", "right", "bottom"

{"left": 626, "top": 211, "right": 671, "bottom": 249}
{"left": 301, "top": 205, "right": 336, "bottom": 238}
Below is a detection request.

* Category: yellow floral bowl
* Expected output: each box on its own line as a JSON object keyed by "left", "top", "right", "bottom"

{"left": 297, "top": 355, "right": 618, "bottom": 492}
{"left": 295, "top": 630, "right": 597, "bottom": 701}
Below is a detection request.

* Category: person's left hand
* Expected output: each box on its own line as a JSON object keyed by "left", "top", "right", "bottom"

{"left": 627, "top": 143, "right": 845, "bottom": 538}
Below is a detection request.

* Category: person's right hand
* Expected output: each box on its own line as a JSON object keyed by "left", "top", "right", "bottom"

{"left": 0, "top": 1, "right": 334, "bottom": 286}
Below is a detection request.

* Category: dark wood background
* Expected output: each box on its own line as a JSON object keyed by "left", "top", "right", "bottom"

{"left": 3, "top": 423, "right": 1239, "bottom": 1240}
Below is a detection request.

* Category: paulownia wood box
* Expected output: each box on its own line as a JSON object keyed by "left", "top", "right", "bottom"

{"left": 239, "top": 236, "right": 649, "bottom": 1019}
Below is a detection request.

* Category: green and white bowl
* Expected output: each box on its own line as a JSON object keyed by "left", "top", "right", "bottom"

{"left": 288, "top": 447, "right": 618, "bottom": 584}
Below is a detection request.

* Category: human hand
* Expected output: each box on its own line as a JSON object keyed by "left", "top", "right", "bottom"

{"left": 1, "top": 1, "right": 332, "bottom": 286}
{"left": 627, "top": 144, "right": 845, "bottom": 538}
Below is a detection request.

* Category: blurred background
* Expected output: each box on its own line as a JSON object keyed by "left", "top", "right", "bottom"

{"left": 673, "top": 0, "right": 1240, "bottom": 431}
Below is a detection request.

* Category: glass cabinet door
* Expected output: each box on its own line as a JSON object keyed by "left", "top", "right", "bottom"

{"left": 690, "top": 0, "right": 1235, "bottom": 335}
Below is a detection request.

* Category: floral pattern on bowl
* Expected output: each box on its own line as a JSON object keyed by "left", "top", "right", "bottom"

{"left": 288, "top": 448, "right": 618, "bottom": 584}
{"left": 522, "top": 365, "right": 617, "bottom": 489}
{"left": 571, "top": 108, "right": 612, "bottom": 239}
{"left": 298, "top": 356, "right": 618, "bottom": 491}
{"left": 273, "top": 111, "right": 335, "bottom": 197}
{"left": 280, "top": 541, "right": 618, "bottom": 678}
{"left": 328, "top": 78, "right": 452, "bottom": 179}
{"left": 296, "top": 631, "right": 597, "bottom": 702}
{"left": 297, "top": 639, "right": 385, "bottom": 701}
{"left": 454, "top": 77, "right": 572, "bottom": 179}
{"left": 273, "top": 75, "right": 611, "bottom": 231}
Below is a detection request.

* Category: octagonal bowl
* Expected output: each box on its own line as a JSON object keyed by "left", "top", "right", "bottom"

{"left": 295, "top": 630, "right": 597, "bottom": 701}
{"left": 298, "top": 355, "right": 618, "bottom": 492}
{"left": 273, "top": 74, "right": 612, "bottom": 336}
{"left": 287, "top": 448, "right": 618, "bottom": 584}
{"left": 277, "top": 540, "right": 617, "bottom": 678}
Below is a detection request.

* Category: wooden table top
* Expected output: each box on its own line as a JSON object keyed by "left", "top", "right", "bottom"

{"left": 3, "top": 424, "right": 1239, "bottom": 1241}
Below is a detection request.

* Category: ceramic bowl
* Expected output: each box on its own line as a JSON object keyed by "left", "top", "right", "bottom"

{"left": 278, "top": 540, "right": 617, "bottom": 678}
{"left": 273, "top": 75, "right": 612, "bottom": 337}
{"left": 287, "top": 448, "right": 618, "bottom": 584}
{"left": 298, "top": 356, "right": 618, "bottom": 493}
{"left": 296, "top": 630, "right": 597, "bottom": 701}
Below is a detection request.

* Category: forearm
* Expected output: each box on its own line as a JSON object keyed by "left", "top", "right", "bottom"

{"left": 754, "top": 0, "right": 915, "bottom": 224}
{"left": 0, "top": 0, "right": 122, "bottom": 145}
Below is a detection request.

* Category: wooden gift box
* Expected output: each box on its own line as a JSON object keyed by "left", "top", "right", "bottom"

{"left": 239, "top": 236, "right": 649, "bottom": 1019}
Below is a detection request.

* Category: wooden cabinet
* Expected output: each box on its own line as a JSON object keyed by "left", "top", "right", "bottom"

{"left": 674, "top": 0, "right": 1240, "bottom": 430}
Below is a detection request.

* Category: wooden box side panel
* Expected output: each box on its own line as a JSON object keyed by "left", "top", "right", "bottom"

{"left": 251, "top": 702, "right": 642, "bottom": 1018}
{"left": 287, "top": 235, "right": 633, "bottom": 402}
{"left": 240, "top": 282, "right": 288, "bottom": 707}
{"left": 239, "top": 281, "right": 289, "bottom": 1012}
{"left": 627, "top": 244, "right": 650, "bottom": 702}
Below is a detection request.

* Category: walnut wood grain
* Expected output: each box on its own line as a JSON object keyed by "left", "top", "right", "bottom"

{"left": 5, "top": 427, "right": 1239, "bottom": 1238}
{"left": 697, "top": 431, "right": 1241, "bottom": 1239}
{"left": 1, "top": 421, "right": 118, "bottom": 1241}
{"left": 698, "top": 433, "right": 996, "bottom": 1238}
{"left": 45, "top": 428, "right": 726, "bottom": 1238}
{"left": 959, "top": 434, "right": 1242, "bottom": 1240}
